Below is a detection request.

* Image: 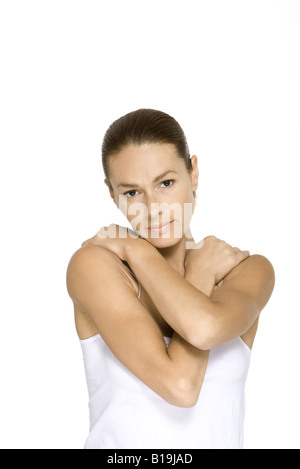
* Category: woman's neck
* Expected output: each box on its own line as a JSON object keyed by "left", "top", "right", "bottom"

{"left": 156, "top": 231, "right": 195, "bottom": 276}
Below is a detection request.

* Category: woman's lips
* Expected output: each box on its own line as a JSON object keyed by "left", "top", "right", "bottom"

{"left": 148, "top": 220, "right": 174, "bottom": 233}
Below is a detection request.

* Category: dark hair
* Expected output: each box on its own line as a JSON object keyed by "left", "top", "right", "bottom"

{"left": 102, "top": 109, "right": 192, "bottom": 185}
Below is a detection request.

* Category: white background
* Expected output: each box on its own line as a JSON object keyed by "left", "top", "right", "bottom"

{"left": 0, "top": 0, "right": 299, "bottom": 449}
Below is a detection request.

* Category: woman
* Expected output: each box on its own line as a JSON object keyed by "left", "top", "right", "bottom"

{"left": 66, "top": 109, "right": 275, "bottom": 449}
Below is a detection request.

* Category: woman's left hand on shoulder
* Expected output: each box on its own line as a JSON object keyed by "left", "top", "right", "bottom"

{"left": 81, "top": 223, "right": 148, "bottom": 260}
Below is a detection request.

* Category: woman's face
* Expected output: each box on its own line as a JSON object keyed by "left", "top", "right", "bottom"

{"left": 105, "top": 142, "right": 199, "bottom": 248}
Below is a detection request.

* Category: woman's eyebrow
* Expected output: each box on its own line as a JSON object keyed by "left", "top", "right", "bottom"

{"left": 116, "top": 170, "right": 178, "bottom": 189}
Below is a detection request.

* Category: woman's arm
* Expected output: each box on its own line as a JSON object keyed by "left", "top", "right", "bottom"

{"left": 66, "top": 245, "right": 213, "bottom": 407}
{"left": 123, "top": 242, "right": 216, "bottom": 348}
{"left": 166, "top": 259, "right": 217, "bottom": 403}
{"left": 124, "top": 240, "right": 275, "bottom": 350}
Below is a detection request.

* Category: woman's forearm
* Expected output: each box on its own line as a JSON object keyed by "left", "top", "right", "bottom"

{"left": 125, "top": 241, "right": 215, "bottom": 347}
{"left": 185, "top": 265, "right": 215, "bottom": 297}
{"left": 166, "top": 270, "right": 215, "bottom": 405}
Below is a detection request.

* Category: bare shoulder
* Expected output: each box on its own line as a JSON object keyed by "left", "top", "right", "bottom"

{"left": 244, "top": 254, "right": 275, "bottom": 299}
{"left": 222, "top": 254, "right": 275, "bottom": 295}
{"left": 66, "top": 245, "right": 130, "bottom": 304}
{"left": 244, "top": 253, "right": 275, "bottom": 273}
{"left": 67, "top": 244, "right": 116, "bottom": 271}
{"left": 239, "top": 254, "right": 275, "bottom": 347}
{"left": 66, "top": 245, "right": 111, "bottom": 292}
{"left": 210, "top": 253, "right": 276, "bottom": 349}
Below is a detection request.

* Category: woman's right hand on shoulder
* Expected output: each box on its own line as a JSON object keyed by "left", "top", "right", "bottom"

{"left": 184, "top": 235, "right": 250, "bottom": 285}
{"left": 80, "top": 223, "right": 149, "bottom": 261}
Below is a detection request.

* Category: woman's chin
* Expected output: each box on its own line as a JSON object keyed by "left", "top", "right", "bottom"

{"left": 154, "top": 240, "right": 181, "bottom": 250}
{"left": 142, "top": 233, "right": 183, "bottom": 249}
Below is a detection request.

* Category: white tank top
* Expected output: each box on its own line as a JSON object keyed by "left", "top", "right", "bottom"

{"left": 80, "top": 265, "right": 251, "bottom": 449}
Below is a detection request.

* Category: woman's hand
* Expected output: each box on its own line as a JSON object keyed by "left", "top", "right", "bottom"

{"left": 184, "top": 235, "right": 250, "bottom": 285}
{"left": 81, "top": 224, "right": 148, "bottom": 261}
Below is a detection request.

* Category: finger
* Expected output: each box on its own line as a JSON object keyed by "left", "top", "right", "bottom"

{"left": 236, "top": 250, "right": 250, "bottom": 263}
{"left": 81, "top": 239, "right": 92, "bottom": 247}
{"left": 232, "top": 247, "right": 250, "bottom": 255}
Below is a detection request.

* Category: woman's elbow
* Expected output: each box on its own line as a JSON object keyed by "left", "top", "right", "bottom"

{"left": 168, "top": 377, "right": 200, "bottom": 408}
{"left": 187, "top": 324, "right": 216, "bottom": 351}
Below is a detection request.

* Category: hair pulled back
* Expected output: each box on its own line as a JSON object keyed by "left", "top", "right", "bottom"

{"left": 102, "top": 109, "right": 192, "bottom": 185}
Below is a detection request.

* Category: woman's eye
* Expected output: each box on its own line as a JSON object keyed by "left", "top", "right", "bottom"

{"left": 161, "top": 179, "right": 174, "bottom": 188}
{"left": 124, "top": 190, "right": 137, "bottom": 198}
{"left": 123, "top": 180, "right": 174, "bottom": 198}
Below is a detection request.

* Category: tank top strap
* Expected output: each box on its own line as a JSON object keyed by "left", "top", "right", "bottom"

{"left": 122, "top": 262, "right": 142, "bottom": 300}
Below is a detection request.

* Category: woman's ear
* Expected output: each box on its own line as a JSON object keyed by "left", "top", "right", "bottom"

{"left": 104, "top": 179, "right": 117, "bottom": 205}
{"left": 190, "top": 155, "right": 199, "bottom": 194}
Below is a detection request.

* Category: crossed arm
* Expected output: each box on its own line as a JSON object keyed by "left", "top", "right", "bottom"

{"left": 124, "top": 242, "right": 275, "bottom": 350}
{"left": 66, "top": 242, "right": 275, "bottom": 407}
